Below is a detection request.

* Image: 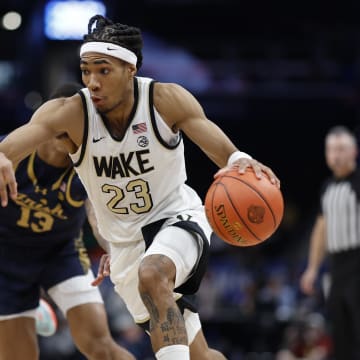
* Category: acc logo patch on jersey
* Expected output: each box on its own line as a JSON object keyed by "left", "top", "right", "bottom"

{"left": 137, "top": 136, "right": 149, "bottom": 148}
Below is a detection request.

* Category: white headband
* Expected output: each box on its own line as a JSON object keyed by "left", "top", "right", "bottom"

{"left": 80, "top": 42, "right": 137, "bottom": 66}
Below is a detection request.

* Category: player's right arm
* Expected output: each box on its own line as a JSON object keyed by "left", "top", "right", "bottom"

{"left": 84, "top": 199, "right": 109, "bottom": 253}
{"left": 0, "top": 94, "right": 84, "bottom": 206}
{"left": 153, "top": 82, "right": 280, "bottom": 187}
{"left": 300, "top": 214, "right": 327, "bottom": 295}
{"left": 84, "top": 199, "right": 112, "bottom": 286}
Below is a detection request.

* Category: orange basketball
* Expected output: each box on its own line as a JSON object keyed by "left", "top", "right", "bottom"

{"left": 204, "top": 168, "right": 284, "bottom": 247}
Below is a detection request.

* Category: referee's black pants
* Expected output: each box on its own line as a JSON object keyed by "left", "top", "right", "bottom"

{"left": 328, "top": 248, "right": 360, "bottom": 360}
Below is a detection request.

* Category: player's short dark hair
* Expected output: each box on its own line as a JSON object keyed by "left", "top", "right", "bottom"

{"left": 49, "top": 82, "right": 83, "bottom": 100}
{"left": 83, "top": 15, "right": 143, "bottom": 70}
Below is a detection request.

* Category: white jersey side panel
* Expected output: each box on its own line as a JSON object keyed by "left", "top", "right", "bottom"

{"left": 69, "top": 77, "right": 203, "bottom": 243}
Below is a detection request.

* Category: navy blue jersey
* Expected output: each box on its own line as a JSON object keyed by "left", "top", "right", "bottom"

{"left": 0, "top": 150, "right": 87, "bottom": 246}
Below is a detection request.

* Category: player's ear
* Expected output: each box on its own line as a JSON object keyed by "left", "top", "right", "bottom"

{"left": 128, "top": 64, "right": 137, "bottom": 75}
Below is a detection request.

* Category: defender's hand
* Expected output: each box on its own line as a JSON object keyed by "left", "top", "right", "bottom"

{"left": 91, "top": 253, "right": 111, "bottom": 286}
{"left": 0, "top": 152, "right": 18, "bottom": 207}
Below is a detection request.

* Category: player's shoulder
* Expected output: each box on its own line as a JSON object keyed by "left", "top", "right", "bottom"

{"left": 153, "top": 82, "right": 196, "bottom": 112}
{"left": 154, "top": 81, "right": 187, "bottom": 97}
{"left": 32, "top": 93, "right": 84, "bottom": 144}
{"left": 38, "top": 93, "right": 83, "bottom": 118}
{"left": 61, "top": 92, "right": 83, "bottom": 111}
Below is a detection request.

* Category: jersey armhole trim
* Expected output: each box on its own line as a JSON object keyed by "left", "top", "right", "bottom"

{"left": 149, "top": 81, "right": 182, "bottom": 150}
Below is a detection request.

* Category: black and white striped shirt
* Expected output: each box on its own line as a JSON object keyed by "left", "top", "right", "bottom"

{"left": 320, "top": 170, "right": 360, "bottom": 253}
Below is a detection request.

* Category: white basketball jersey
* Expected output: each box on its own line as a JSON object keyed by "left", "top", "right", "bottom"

{"left": 69, "top": 77, "right": 203, "bottom": 243}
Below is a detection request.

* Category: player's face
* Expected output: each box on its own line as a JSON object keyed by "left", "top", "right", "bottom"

{"left": 80, "top": 53, "right": 135, "bottom": 114}
{"left": 325, "top": 134, "right": 358, "bottom": 177}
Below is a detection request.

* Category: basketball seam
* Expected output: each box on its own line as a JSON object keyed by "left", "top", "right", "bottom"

{"left": 222, "top": 174, "right": 278, "bottom": 228}
{"left": 217, "top": 182, "right": 262, "bottom": 242}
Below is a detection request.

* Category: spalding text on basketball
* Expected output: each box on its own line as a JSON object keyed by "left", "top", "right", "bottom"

{"left": 215, "top": 204, "right": 246, "bottom": 244}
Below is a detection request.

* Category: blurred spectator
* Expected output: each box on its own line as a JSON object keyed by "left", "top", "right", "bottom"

{"left": 276, "top": 312, "right": 332, "bottom": 360}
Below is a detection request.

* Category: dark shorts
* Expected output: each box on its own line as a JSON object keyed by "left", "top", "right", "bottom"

{"left": 0, "top": 238, "right": 89, "bottom": 315}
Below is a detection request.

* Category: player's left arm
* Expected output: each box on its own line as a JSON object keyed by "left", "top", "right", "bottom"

{"left": 153, "top": 82, "right": 279, "bottom": 186}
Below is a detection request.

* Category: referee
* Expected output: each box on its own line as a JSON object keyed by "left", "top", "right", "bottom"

{"left": 300, "top": 125, "right": 360, "bottom": 360}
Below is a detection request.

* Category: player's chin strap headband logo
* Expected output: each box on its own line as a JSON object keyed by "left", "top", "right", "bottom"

{"left": 80, "top": 42, "right": 137, "bottom": 66}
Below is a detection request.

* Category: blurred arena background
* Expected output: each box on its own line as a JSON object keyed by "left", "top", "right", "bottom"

{"left": 1, "top": 0, "right": 360, "bottom": 358}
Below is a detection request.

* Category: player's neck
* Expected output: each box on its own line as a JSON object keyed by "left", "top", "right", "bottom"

{"left": 101, "top": 93, "right": 136, "bottom": 139}
{"left": 99, "top": 77, "right": 136, "bottom": 132}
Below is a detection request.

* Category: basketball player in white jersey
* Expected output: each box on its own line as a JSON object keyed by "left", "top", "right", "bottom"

{"left": 0, "top": 15, "right": 280, "bottom": 360}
